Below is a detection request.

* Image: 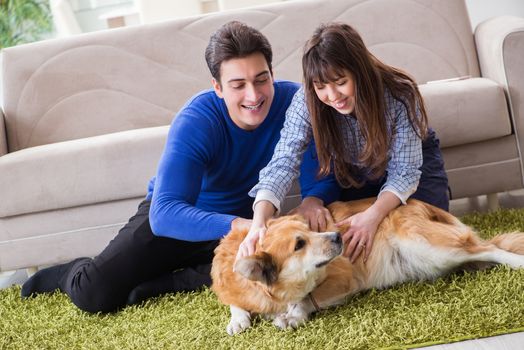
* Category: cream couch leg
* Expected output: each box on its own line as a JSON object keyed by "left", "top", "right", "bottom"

{"left": 26, "top": 267, "right": 38, "bottom": 277}
{"left": 486, "top": 193, "right": 500, "bottom": 211}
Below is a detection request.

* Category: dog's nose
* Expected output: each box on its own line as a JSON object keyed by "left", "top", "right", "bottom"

{"left": 331, "top": 232, "right": 342, "bottom": 245}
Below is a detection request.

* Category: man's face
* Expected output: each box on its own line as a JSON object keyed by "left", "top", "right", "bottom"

{"left": 212, "top": 53, "right": 274, "bottom": 131}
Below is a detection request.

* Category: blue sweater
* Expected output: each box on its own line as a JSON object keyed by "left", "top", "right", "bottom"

{"left": 147, "top": 81, "right": 300, "bottom": 241}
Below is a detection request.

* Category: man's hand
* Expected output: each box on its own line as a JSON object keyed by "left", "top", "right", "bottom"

{"left": 289, "top": 197, "right": 333, "bottom": 232}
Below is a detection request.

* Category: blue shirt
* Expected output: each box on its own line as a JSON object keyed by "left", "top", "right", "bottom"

{"left": 147, "top": 80, "right": 300, "bottom": 241}
{"left": 250, "top": 87, "right": 423, "bottom": 213}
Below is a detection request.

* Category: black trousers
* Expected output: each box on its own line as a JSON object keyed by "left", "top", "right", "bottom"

{"left": 58, "top": 200, "right": 218, "bottom": 313}
{"left": 340, "top": 129, "right": 450, "bottom": 211}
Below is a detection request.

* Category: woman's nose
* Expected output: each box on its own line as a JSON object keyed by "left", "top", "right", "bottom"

{"left": 327, "top": 85, "right": 339, "bottom": 102}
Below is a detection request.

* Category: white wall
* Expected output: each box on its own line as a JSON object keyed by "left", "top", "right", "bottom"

{"left": 465, "top": 0, "right": 524, "bottom": 30}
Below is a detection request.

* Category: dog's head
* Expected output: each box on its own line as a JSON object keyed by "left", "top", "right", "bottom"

{"left": 234, "top": 215, "right": 342, "bottom": 288}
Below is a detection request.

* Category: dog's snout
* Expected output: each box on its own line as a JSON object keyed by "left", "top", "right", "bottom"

{"left": 330, "top": 232, "right": 342, "bottom": 245}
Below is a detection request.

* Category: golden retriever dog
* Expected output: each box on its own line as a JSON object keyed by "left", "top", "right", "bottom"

{"left": 211, "top": 198, "right": 524, "bottom": 335}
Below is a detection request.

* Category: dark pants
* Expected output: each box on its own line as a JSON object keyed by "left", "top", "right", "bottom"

{"left": 58, "top": 200, "right": 218, "bottom": 313}
{"left": 340, "top": 129, "right": 449, "bottom": 210}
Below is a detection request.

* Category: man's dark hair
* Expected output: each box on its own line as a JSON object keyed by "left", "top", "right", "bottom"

{"left": 205, "top": 21, "right": 273, "bottom": 83}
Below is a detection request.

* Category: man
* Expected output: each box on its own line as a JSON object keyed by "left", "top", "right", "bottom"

{"left": 21, "top": 21, "right": 300, "bottom": 313}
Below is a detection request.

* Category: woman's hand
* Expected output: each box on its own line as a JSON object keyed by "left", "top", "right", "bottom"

{"left": 235, "top": 200, "right": 276, "bottom": 263}
{"left": 235, "top": 224, "right": 266, "bottom": 262}
{"left": 336, "top": 208, "right": 380, "bottom": 262}
{"left": 337, "top": 192, "right": 401, "bottom": 263}
{"left": 290, "top": 197, "right": 333, "bottom": 232}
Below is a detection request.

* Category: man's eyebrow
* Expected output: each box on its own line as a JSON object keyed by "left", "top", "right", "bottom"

{"left": 226, "top": 71, "right": 270, "bottom": 83}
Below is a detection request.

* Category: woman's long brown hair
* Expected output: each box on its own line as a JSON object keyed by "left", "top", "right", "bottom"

{"left": 302, "top": 23, "right": 428, "bottom": 188}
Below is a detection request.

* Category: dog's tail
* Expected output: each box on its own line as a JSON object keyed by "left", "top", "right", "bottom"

{"left": 489, "top": 232, "right": 524, "bottom": 255}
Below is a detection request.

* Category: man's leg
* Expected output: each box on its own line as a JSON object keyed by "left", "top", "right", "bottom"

{"left": 126, "top": 263, "right": 213, "bottom": 305}
{"left": 22, "top": 200, "right": 218, "bottom": 313}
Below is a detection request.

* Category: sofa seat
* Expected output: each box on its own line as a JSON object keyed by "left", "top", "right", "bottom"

{"left": 0, "top": 126, "right": 168, "bottom": 218}
{"left": 420, "top": 78, "right": 511, "bottom": 148}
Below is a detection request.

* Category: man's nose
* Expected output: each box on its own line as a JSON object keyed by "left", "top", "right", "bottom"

{"left": 245, "top": 83, "right": 259, "bottom": 101}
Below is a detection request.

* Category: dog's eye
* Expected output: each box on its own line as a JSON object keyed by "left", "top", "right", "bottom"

{"left": 295, "top": 238, "right": 306, "bottom": 251}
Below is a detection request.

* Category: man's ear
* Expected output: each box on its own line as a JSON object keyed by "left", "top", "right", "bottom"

{"left": 212, "top": 78, "right": 223, "bottom": 98}
{"left": 234, "top": 252, "right": 277, "bottom": 285}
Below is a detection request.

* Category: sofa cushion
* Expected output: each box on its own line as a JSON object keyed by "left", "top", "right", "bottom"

{"left": 0, "top": 126, "right": 168, "bottom": 218}
{"left": 419, "top": 78, "right": 511, "bottom": 148}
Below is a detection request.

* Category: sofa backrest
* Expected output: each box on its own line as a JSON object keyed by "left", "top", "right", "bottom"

{"left": 1, "top": 0, "right": 478, "bottom": 152}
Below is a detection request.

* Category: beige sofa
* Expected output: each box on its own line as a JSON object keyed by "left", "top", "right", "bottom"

{"left": 1, "top": 0, "right": 523, "bottom": 272}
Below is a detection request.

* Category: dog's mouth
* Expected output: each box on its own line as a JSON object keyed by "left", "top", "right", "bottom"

{"left": 315, "top": 244, "right": 343, "bottom": 268}
{"left": 315, "top": 256, "right": 335, "bottom": 268}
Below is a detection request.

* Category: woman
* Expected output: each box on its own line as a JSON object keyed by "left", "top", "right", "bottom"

{"left": 239, "top": 22, "right": 448, "bottom": 263}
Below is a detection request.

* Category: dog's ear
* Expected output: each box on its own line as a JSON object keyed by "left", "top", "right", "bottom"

{"left": 234, "top": 252, "right": 278, "bottom": 285}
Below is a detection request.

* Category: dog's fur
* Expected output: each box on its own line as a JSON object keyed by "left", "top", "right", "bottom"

{"left": 211, "top": 198, "right": 524, "bottom": 335}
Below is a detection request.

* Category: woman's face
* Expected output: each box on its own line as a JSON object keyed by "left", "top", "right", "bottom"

{"left": 312, "top": 70, "right": 356, "bottom": 115}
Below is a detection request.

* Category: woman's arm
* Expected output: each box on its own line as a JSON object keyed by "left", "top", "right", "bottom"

{"left": 338, "top": 93, "right": 423, "bottom": 261}
{"left": 249, "top": 88, "right": 313, "bottom": 214}
{"left": 380, "top": 93, "right": 423, "bottom": 203}
{"left": 237, "top": 89, "right": 313, "bottom": 260}
{"left": 235, "top": 200, "right": 276, "bottom": 261}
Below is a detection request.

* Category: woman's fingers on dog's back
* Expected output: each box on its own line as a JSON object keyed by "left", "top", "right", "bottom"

{"left": 344, "top": 233, "right": 358, "bottom": 258}
{"left": 364, "top": 236, "right": 375, "bottom": 262}
{"left": 335, "top": 215, "right": 353, "bottom": 231}
{"left": 257, "top": 228, "right": 267, "bottom": 245}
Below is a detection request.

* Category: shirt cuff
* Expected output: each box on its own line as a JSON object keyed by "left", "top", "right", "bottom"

{"left": 253, "top": 189, "right": 281, "bottom": 215}
{"left": 379, "top": 186, "right": 415, "bottom": 205}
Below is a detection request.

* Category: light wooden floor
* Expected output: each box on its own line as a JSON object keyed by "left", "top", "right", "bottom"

{"left": 421, "top": 332, "right": 524, "bottom": 350}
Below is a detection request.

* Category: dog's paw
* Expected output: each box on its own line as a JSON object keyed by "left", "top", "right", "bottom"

{"left": 226, "top": 317, "right": 251, "bottom": 335}
{"left": 273, "top": 303, "right": 310, "bottom": 330}
{"left": 273, "top": 313, "right": 306, "bottom": 330}
{"left": 226, "top": 305, "right": 252, "bottom": 335}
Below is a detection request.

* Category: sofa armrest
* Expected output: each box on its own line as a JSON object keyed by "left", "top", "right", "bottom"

{"left": 475, "top": 16, "right": 524, "bottom": 179}
{"left": 0, "top": 108, "right": 7, "bottom": 156}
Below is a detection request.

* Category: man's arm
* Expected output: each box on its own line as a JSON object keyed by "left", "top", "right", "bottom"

{"left": 149, "top": 112, "right": 236, "bottom": 242}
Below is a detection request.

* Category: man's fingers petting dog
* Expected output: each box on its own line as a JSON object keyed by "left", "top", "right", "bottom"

{"left": 308, "top": 214, "right": 326, "bottom": 232}
{"left": 316, "top": 212, "right": 328, "bottom": 232}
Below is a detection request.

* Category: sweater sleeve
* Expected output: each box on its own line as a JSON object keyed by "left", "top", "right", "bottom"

{"left": 149, "top": 111, "right": 237, "bottom": 242}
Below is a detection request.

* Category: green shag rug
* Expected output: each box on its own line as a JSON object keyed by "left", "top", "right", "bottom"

{"left": 2, "top": 209, "right": 524, "bottom": 349}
